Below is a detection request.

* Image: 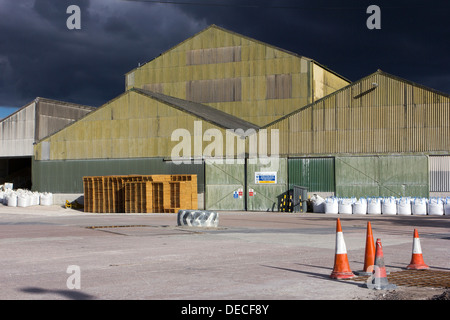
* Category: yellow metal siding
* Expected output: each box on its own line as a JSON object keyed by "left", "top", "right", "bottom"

{"left": 266, "top": 72, "right": 450, "bottom": 156}
{"left": 125, "top": 26, "right": 349, "bottom": 127}
{"left": 35, "top": 91, "right": 242, "bottom": 161}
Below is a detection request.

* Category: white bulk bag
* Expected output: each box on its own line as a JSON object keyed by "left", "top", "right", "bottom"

{"left": 397, "top": 197, "right": 412, "bottom": 215}
{"left": 381, "top": 197, "right": 397, "bottom": 215}
{"left": 0, "top": 191, "right": 4, "bottom": 205}
{"left": 3, "top": 190, "right": 11, "bottom": 205}
{"left": 311, "top": 195, "right": 325, "bottom": 213}
{"left": 338, "top": 198, "right": 354, "bottom": 214}
{"left": 428, "top": 198, "right": 444, "bottom": 216}
{"left": 324, "top": 197, "right": 339, "bottom": 214}
{"left": 444, "top": 198, "right": 450, "bottom": 215}
{"left": 352, "top": 198, "right": 367, "bottom": 215}
{"left": 411, "top": 198, "right": 427, "bottom": 215}
{"left": 40, "top": 193, "right": 53, "bottom": 206}
{"left": 31, "top": 192, "right": 40, "bottom": 206}
{"left": 367, "top": 198, "right": 382, "bottom": 214}
{"left": 17, "top": 193, "right": 30, "bottom": 207}
{"left": 6, "top": 193, "right": 17, "bottom": 207}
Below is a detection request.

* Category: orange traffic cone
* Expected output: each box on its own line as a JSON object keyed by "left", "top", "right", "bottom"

{"left": 330, "top": 218, "right": 355, "bottom": 279}
{"left": 367, "top": 238, "right": 396, "bottom": 290}
{"left": 407, "top": 229, "right": 430, "bottom": 270}
{"left": 355, "top": 221, "right": 376, "bottom": 276}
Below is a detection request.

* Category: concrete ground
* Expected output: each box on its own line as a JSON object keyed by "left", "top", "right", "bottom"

{"left": 0, "top": 204, "right": 449, "bottom": 301}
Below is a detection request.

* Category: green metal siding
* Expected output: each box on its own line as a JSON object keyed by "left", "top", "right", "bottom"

{"left": 335, "top": 156, "right": 428, "bottom": 198}
{"left": 205, "top": 160, "right": 245, "bottom": 210}
{"left": 32, "top": 157, "right": 205, "bottom": 194}
{"left": 288, "top": 157, "right": 335, "bottom": 192}
{"left": 246, "top": 158, "right": 288, "bottom": 211}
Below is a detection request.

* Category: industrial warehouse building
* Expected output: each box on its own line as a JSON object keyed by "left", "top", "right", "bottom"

{"left": 12, "top": 25, "right": 450, "bottom": 211}
{"left": 0, "top": 97, "right": 94, "bottom": 189}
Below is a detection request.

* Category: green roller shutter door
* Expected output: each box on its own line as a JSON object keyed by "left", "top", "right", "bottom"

{"left": 288, "top": 158, "right": 335, "bottom": 192}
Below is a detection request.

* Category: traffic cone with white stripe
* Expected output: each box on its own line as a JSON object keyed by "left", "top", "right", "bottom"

{"left": 330, "top": 218, "right": 355, "bottom": 279}
{"left": 407, "top": 229, "right": 430, "bottom": 270}
{"left": 367, "top": 238, "right": 396, "bottom": 290}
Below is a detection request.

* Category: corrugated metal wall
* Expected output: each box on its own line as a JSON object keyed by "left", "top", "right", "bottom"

{"left": 288, "top": 157, "right": 335, "bottom": 192}
{"left": 335, "top": 155, "right": 429, "bottom": 198}
{"left": 266, "top": 71, "right": 450, "bottom": 156}
{"left": 34, "top": 90, "right": 237, "bottom": 161}
{"left": 32, "top": 157, "right": 205, "bottom": 194}
{"left": 125, "top": 25, "right": 349, "bottom": 127}
{"left": 0, "top": 102, "right": 35, "bottom": 157}
{"left": 204, "top": 160, "right": 245, "bottom": 210}
{"left": 246, "top": 158, "right": 288, "bottom": 211}
{"left": 429, "top": 155, "right": 450, "bottom": 192}
{"left": 0, "top": 99, "right": 93, "bottom": 157}
{"left": 36, "top": 99, "right": 93, "bottom": 141}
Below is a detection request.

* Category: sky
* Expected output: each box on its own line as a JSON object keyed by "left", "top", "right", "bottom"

{"left": 0, "top": 0, "right": 449, "bottom": 119}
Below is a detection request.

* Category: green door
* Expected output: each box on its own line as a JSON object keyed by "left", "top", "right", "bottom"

{"left": 288, "top": 157, "right": 335, "bottom": 192}
{"left": 246, "top": 158, "right": 288, "bottom": 211}
{"left": 205, "top": 159, "right": 245, "bottom": 210}
{"left": 335, "top": 156, "right": 429, "bottom": 198}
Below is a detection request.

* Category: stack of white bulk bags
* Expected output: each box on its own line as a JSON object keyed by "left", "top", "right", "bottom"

{"left": 0, "top": 189, "right": 53, "bottom": 207}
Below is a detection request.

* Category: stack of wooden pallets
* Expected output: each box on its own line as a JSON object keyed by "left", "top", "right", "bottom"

{"left": 83, "top": 174, "right": 197, "bottom": 213}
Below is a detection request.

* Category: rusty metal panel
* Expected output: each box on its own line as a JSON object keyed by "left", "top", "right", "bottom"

{"left": 142, "top": 83, "right": 164, "bottom": 94}
{"left": 186, "top": 78, "right": 241, "bottom": 103}
{"left": 266, "top": 74, "right": 292, "bottom": 99}
{"left": 186, "top": 46, "right": 241, "bottom": 65}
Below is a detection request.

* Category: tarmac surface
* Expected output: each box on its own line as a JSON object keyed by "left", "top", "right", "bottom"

{"left": 0, "top": 204, "right": 449, "bottom": 301}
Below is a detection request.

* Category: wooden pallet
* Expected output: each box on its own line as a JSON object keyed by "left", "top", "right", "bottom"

{"left": 83, "top": 174, "right": 198, "bottom": 213}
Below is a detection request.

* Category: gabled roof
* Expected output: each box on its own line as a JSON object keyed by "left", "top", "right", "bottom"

{"left": 133, "top": 88, "right": 259, "bottom": 133}
{"left": 37, "top": 88, "right": 260, "bottom": 143}
{"left": 262, "top": 69, "right": 450, "bottom": 129}
{"left": 126, "top": 24, "right": 350, "bottom": 83}
{"left": 0, "top": 97, "right": 94, "bottom": 122}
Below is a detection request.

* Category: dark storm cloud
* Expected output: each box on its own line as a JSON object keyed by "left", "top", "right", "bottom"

{"left": 0, "top": 0, "right": 449, "bottom": 119}
{"left": 33, "top": 0, "right": 91, "bottom": 28}
{"left": 173, "top": 0, "right": 450, "bottom": 90}
{"left": 0, "top": 0, "right": 205, "bottom": 113}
